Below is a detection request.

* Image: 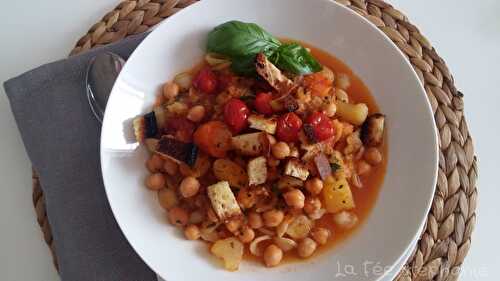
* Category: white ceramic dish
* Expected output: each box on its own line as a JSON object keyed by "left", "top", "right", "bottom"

{"left": 100, "top": 0, "right": 438, "bottom": 280}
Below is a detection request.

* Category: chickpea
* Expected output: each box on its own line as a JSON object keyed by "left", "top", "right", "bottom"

{"left": 189, "top": 210, "right": 204, "bottom": 224}
{"left": 323, "top": 103, "right": 337, "bottom": 117}
{"left": 335, "top": 88, "right": 349, "bottom": 103}
{"left": 187, "top": 105, "right": 206, "bottom": 122}
{"left": 336, "top": 73, "right": 351, "bottom": 90}
{"left": 184, "top": 224, "right": 201, "bottom": 240}
{"left": 305, "top": 177, "right": 324, "bottom": 195}
{"left": 179, "top": 176, "right": 200, "bottom": 198}
{"left": 248, "top": 212, "right": 264, "bottom": 229}
{"left": 225, "top": 219, "right": 242, "bottom": 233}
{"left": 163, "top": 82, "right": 179, "bottom": 100}
{"left": 163, "top": 158, "right": 178, "bottom": 175}
{"left": 297, "top": 238, "right": 317, "bottom": 258}
{"left": 272, "top": 142, "right": 290, "bottom": 159}
{"left": 304, "top": 197, "right": 322, "bottom": 215}
{"left": 146, "top": 154, "right": 164, "bottom": 173}
{"left": 263, "top": 244, "right": 283, "bottom": 267}
{"left": 238, "top": 227, "right": 255, "bottom": 243}
{"left": 357, "top": 160, "right": 372, "bottom": 175}
{"left": 146, "top": 173, "right": 166, "bottom": 190}
{"left": 283, "top": 189, "right": 305, "bottom": 209}
{"left": 263, "top": 209, "right": 285, "bottom": 228}
{"left": 168, "top": 207, "right": 189, "bottom": 227}
{"left": 364, "top": 147, "right": 383, "bottom": 165}
{"left": 158, "top": 188, "right": 178, "bottom": 210}
{"left": 311, "top": 228, "right": 331, "bottom": 245}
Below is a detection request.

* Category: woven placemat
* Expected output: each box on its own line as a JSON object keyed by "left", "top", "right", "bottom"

{"left": 31, "top": 0, "right": 478, "bottom": 280}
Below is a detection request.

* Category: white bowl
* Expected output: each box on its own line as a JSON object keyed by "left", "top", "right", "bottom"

{"left": 100, "top": 0, "right": 438, "bottom": 280}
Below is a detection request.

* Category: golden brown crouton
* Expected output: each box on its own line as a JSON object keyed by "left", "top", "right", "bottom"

{"left": 247, "top": 156, "right": 267, "bottom": 186}
{"left": 255, "top": 53, "right": 296, "bottom": 96}
{"left": 207, "top": 181, "right": 242, "bottom": 221}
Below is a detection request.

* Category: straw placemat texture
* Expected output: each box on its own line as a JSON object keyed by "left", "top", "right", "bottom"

{"left": 31, "top": 0, "right": 478, "bottom": 280}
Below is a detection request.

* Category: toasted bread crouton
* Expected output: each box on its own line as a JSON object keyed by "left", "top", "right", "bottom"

{"left": 231, "top": 132, "right": 266, "bottom": 156}
{"left": 255, "top": 53, "right": 296, "bottom": 96}
{"left": 207, "top": 181, "right": 242, "bottom": 221}
{"left": 361, "top": 113, "right": 385, "bottom": 147}
{"left": 284, "top": 158, "right": 310, "bottom": 181}
{"left": 247, "top": 156, "right": 267, "bottom": 186}
{"left": 248, "top": 115, "right": 277, "bottom": 134}
{"left": 156, "top": 136, "right": 198, "bottom": 166}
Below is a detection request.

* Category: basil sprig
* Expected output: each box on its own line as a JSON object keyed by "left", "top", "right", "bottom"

{"left": 207, "top": 21, "right": 322, "bottom": 75}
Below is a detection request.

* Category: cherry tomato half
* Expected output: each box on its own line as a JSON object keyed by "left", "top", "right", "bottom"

{"left": 193, "top": 121, "right": 232, "bottom": 158}
{"left": 193, "top": 66, "right": 218, "bottom": 94}
{"left": 224, "top": 98, "right": 250, "bottom": 133}
{"left": 276, "top": 112, "right": 303, "bottom": 142}
{"left": 254, "top": 92, "right": 273, "bottom": 115}
{"left": 305, "top": 112, "right": 335, "bottom": 141}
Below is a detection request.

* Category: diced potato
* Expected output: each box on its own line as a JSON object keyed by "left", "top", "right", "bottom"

{"left": 322, "top": 176, "right": 355, "bottom": 213}
{"left": 210, "top": 237, "right": 244, "bottom": 271}
{"left": 284, "top": 158, "right": 310, "bottom": 181}
{"left": 247, "top": 156, "right": 267, "bottom": 186}
{"left": 207, "top": 181, "right": 242, "bottom": 221}
{"left": 213, "top": 159, "right": 248, "bottom": 188}
{"left": 336, "top": 101, "right": 368, "bottom": 126}
{"left": 231, "top": 132, "right": 266, "bottom": 156}
{"left": 248, "top": 115, "right": 277, "bottom": 134}
{"left": 286, "top": 215, "right": 314, "bottom": 239}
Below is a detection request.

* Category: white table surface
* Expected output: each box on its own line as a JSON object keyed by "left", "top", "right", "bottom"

{"left": 0, "top": 0, "right": 498, "bottom": 280}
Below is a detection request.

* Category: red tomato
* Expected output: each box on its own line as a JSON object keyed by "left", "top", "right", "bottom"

{"left": 305, "top": 112, "right": 335, "bottom": 141}
{"left": 164, "top": 117, "right": 195, "bottom": 142}
{"left": 276, "top": 112, "right": 303, "bottom": 142}
{"left": 193, "top": 121, "right": 232, "bottom": 158}
{"left": 254, "top": 92, "right": 273, "bottom": 115}
{"left": 224, "top": 98, "right": 249, "bottom": 133}
{"left": 193, "top": 67, "right": 218, "bottom": 94}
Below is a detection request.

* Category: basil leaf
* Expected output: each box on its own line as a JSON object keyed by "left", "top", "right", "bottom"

{"left": 230, "top": 47, "right": 276, "bottom": 76}
{"left": 271, "top": 43, "right": 322, "bottom": 75}
{"left": 207, "top": 21, "right": 281, "bottom": 58}
{"left": 230, "top": 54, "right": 258, "bottom": 76}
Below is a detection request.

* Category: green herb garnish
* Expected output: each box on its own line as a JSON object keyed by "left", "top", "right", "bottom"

{"left": 207, "top": 21, "right": 322, "bottom": 75}
{"left": 270, "top": 43, "right": 322, "bottom": 75}
{"left": 330, "top": 163, "right": 341, "bottom": 173}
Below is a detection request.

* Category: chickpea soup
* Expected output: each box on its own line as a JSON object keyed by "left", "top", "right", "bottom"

{"left": 133, "top": 20, "right": 386, "bottom": 271}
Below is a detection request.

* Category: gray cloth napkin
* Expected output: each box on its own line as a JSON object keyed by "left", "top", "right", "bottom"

{"left": 3, "top": 33, "right": 158, "bottom": 281}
